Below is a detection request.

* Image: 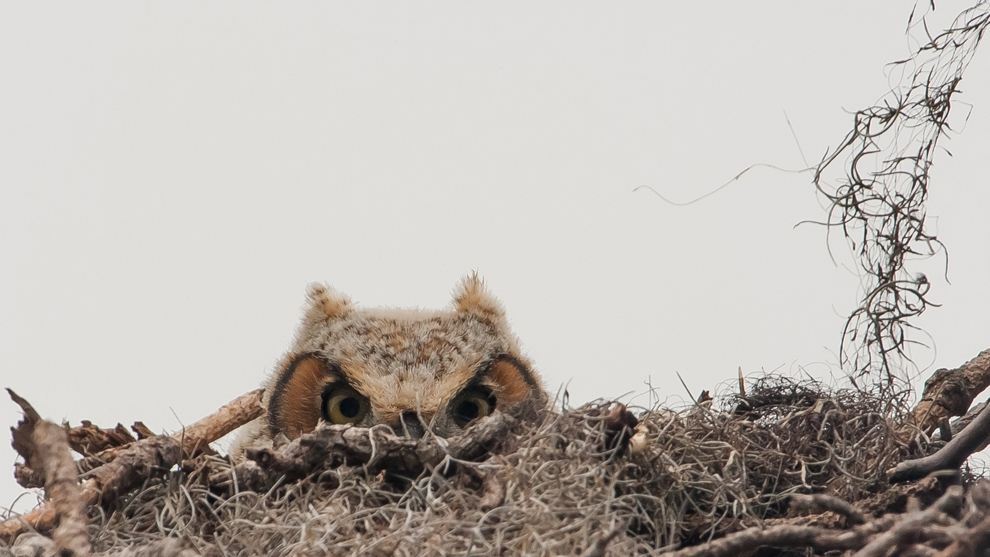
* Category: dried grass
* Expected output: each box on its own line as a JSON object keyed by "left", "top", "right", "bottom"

{"left": 2, "top": 376, "right": 929, "bottom": 556}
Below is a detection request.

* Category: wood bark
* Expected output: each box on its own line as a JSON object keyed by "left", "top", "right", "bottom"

{"left": 891, "top": 399, "right": 990, "bottom": 482}
{"left": 909, "top": 348, "right": 990, "bottom": 436}
{"left": 225, "top": 412, "right": 515, "bottom": 492}
{"left": 1, "top": 388, "right": 265, "bottom": 543}
{"left": 6, "top": 389, "right": 92, "bottom": 555}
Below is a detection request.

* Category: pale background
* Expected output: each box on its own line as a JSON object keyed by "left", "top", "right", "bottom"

{"left": 2, "top": 2, "right": 988, "bottom": 512}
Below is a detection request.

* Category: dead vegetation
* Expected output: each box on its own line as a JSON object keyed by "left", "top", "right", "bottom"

{"left": 4, "top": 1, "right": 990, "bottom": 555}
{"left": 812, "top": 0, "right": 990, "bottom": 387}
{"left": 1, "top": 348, "right": 990, "bottom": 556}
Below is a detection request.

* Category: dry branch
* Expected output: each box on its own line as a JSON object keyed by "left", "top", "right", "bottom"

{"left": 2, "top": 371, "right": 985, "bottom": 555}
{"left": 661, "top": 516, "right": 898, "bottom": 557}
{"left": 891, "top": 398, "right": 990, "bottom": 482}
{"left": 910, "top": 348, "right": 990, "bottom": 436}
{"left": 18, "top": 389, "right": 264, "bottom": 486}
{"left": 853, "top": 486, "right": 963, "bottom": 557}
{"left": 936, "top": 514, "right": 990, "bottom": 557}
{"left": 1, "top": 388, "right": 265, "bottom": 544}
{"left": 173, "top": 388, "right": 264, "bottom": 456}
{"left": 7, "top": 389, "right": 92, "bottom": 556}
{"left": 942, "top": 400, "right": 989, "bottom": 441}
{"left": 31, "top": 421, "right": 92, "bottom": 556}
{"left": 228, "top": 412, "right": 515, "bottom": 492}
{"left": 790, "top": 493, "right": 866, "bottom": 525}
{"left": 65, "top": 421, "right": 137, "bottom": 456}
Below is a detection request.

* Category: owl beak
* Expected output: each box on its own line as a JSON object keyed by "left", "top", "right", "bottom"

{"left": 394, "top": 410, "right": 428, "bottom": 439}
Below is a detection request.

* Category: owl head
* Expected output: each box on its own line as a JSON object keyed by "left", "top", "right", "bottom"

{"left": 263, "top": 274, "right": 546, "bottom": 441}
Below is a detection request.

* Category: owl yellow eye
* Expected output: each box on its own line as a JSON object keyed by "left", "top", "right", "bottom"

{"left": 322, "top": 385, "right": 370, "bottom": 425}
{"left": 450, "top": 388, "right": 496, "bottom": 427}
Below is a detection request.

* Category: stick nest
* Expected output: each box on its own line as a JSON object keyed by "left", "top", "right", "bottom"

{"left": 9, "top": 374, "right": 983, "bottom": 556}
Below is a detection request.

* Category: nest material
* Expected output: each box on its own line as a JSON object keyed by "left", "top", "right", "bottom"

{"left": 9, "top": 370, "right": 990, "bottom": 557}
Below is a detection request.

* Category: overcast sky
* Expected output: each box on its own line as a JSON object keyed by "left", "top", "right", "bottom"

{"left": 2, "top": 2, "right": 988, "bottom": 512}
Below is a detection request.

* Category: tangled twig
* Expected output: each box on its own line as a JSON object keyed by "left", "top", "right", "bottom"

{"left": 813, "top": 1, "right": 990, "bottom": 386}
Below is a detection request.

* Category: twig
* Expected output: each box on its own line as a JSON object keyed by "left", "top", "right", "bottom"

{"left": 853, "top": 486, "right": 964, "bottom": 557}
{"left": 790, "top": 493, "right": 866, "bottom": 525}
{"left": 174, "top": 388, "right": 264, "bottom": 456}
{"left": 103, "top": 538, "right": 201, "bottom": 557}
{"left": 19, "top": 389, "right": 265, "bottom": 484}
{"left": 580, "top": 525, "right": 624, "bottom": 557}
{"left": 65, "top": 421, "right": 137, "bottom": 456}
{"left": 891, "top": 399, "right": 990, "bottom": 482}
{"left": 1, "top": 388, "right": 265, "bottom": 543}
{"left": 226, "top": 412, "right": 515, "bottom": 492}
{"left": 936, "top": 514, "right": 990, "bottom": 557}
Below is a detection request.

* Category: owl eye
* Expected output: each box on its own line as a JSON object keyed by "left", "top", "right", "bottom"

{"left": 322, "top": 385, "right": 370, "bottom": 425}
{"left": 450, "top": 387, "right": 496, "bottom": 427}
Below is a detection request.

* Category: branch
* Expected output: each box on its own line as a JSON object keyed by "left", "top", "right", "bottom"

{"left": 910, "top": 348, "right": 990, "bottom": 436}
{"left": 660, "top": 516, "right": 898, "bottom": 557}
{"left": 938, "top": 399, "right": 989, "bottom": 441}
{"left": 19, "top": 389, "right": 264, "bottom": 484}
{"left": 890, "top": 400, "right": 990, "bottom": 482}
{"left": 936, "top": 514, "right": 990, "bottom": 557}
{"left": 790, "top": 493, "right": 866, "bottom": 525}
{"left": 224, "top": 412, "right": 515, "bottom": 492}
{"left": 1, "top": 388, "right": 264, "bottom": 543}
{"left": 853, "top": 486, "right": 963, "bottom": 557}
{"left": 173, "top": 388, "right": 264, "bottom": 455}
{"left": 6, "top": 389, "right": 92, "bottom": 556}
{"left": 65, "top": 421, "right": 137, "bottom": 456}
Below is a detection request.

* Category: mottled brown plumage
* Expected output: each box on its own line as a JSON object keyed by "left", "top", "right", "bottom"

{"left": 230, "top": 274, "right": 546, "bottom": 460}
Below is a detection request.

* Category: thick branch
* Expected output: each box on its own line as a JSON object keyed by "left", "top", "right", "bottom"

{"left": 7, "top": 389, "right": 92, "bottom": 555}
{"left": 33, "top": 421, "right": 92, "bottom": 556}
{"left": 661, "top": 516, "right": 898, "bottom": 557}
{"left": 936, "top": 514, "right": 990, "bottom": 557}
{"left": 938, "top": 399, "right": 989, "bottom": 441}
{"left": 853, "top": 486, "right": 963, "bottom": 557}
{"left": 910, "top": 349, "right": 990, "bottom": 436}
{"left": 890, "top": 400, "right": 990, "bottom": 482}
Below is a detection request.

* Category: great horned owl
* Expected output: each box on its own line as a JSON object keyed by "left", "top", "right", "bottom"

{"left": 230, "top": 274, "right": 546, "bottom": 460}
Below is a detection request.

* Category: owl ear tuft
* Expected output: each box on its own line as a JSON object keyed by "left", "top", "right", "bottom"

{"left": 305, "top": 283, "right": 353, "bottom": 320}
{"left": 452, "top": 273, "right": 504, "bottom": 320}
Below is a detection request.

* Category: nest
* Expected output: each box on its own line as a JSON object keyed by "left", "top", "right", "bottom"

{"left": 5, "top": 352, "right": 990, "bottom": 557}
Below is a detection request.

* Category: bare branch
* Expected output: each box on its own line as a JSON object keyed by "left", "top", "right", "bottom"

{"left": 892, "top": 398, "right": 990, "bottom": 482}
{"left": 814, "top": 0, "right": 990, "bottom": 385}
{"left": 910, "top": 348, "right": 990, "bottom": 435}
{"left": 661, "top": 516, "right": 898, "bottom": 557}
{"left": 853, "top": 486, "right": 963, "bottom": 557}
{"left": 225, "top": 412, "right": 515, "bottom": 492}
{"left": 1, "top": 388, "right": 264, "bottom": 543}
{"left": 790, "top": 493, "right": 866, "bottom": 525}
{"left": 6, "top": 389, "right": 92, "bottom": 555}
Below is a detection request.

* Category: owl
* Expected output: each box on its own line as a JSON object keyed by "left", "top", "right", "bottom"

{"left": 230, "top": 274, "right": 546, "bottom": 460}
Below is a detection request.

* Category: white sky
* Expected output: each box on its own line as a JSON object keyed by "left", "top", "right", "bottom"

{"left": 2, "top": 2, "right": 988, "bottom": 511}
